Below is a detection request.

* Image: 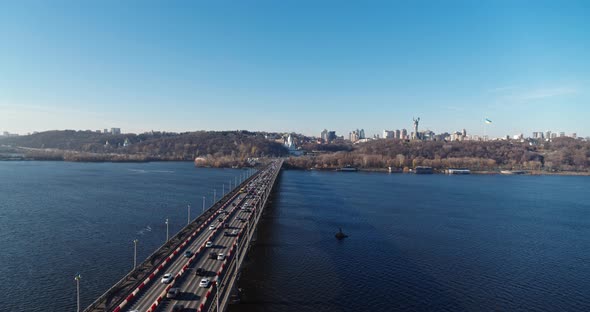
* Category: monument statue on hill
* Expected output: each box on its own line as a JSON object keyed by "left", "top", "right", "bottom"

{"left": 412, "top": 117, "right": 420, "bottom": 140}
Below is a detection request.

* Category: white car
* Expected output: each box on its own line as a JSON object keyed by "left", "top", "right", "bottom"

{"left": 199, "top": 278, "right": 210, "bottom": 288}
{"left": 161, "top": 273, "right": 173, "bottom": 284}
{"left": 217, "top": 253, "right": 225, "bottom": 261}
{"left": 209, "top": 224, "right": 216, "bottom": 230}
{"left": 205, "top": 241, "right": 213, "bottom": 248}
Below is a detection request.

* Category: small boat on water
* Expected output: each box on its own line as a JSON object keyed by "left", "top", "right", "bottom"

{"left": 446, "top": 168, "right": 471, "bottom": 174}
{"left": 414, "top": 166, "right": 433, "bottom": 174}
{"left": 338, "top": 165, "right": 358, "bottom": 172}
{"left": 500, "top": 170, "right": 526, "bottom": 175}
{"left": 335, "top": 228, "right": 348, "bottom": 240}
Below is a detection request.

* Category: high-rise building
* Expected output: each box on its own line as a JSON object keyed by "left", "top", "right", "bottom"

{"left": 559, "top": 132, "right": 565, "bottom": 137}
{"left": 571, "top": 133, "right": 577, "bottom": 138}
{"left": 111, "top": 128, "right": 121, "bottom": 135}
{"left": 321, "top": 129, "right": 329, "bottom": 142}
{"left": 551, "top": 133, "right": 558, "bottom": 139}
{"left": 545, "top": 131, "right": 551, "bottom": 140}
{"left": 395, "top": 129, "right": 401, "bottom": 139}
{"left": 103, "top": 129, "right": 109, "bottom": 134}
{"left": 359, "top": 129, "right": 365, "bottom": 139}
{"left": 327, "top": 131, "right": 337, "bottom": 143}
{"left": 383, "top": 130, "right": 394, "bottom": 139}
{"left": 401, "top": 129, "right": 408, "bottom": 140}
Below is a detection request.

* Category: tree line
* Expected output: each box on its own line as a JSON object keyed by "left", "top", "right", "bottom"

{"left": 286, "top": 138, "right": 590, "bottom": 172}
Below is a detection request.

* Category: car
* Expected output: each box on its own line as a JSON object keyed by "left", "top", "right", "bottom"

{"left": 195, "top": 267, "right": 205, "bottom": 276}
{"left": 184, "top": 251, "right": 192, "bottom": 258}
{"left": 224, "top": 222, "right": 229, "bottom": 228}
{"left": 224, "top": 231, "right": 230, "bottom": 237}
{"left": 209, "top": 224, "right": 216, "bottom": 230}
{"left": 199, "top": 278, "right": 210, "bottom": 288}
{"left": 205, "top": 241, "right": 213, "bottom": 248}
{"left": 172, "top": 304, "right": 185, "bottom": 312}
{"left": 218, "top": 217, "right": 224, "bottom": 222}
{"left": 161, "top": 273, "right": 173, "bottom": 284}
{"left": 232, "top": 202, "right": 236, "bottom": 207}
{"left": 166, "top": 287, "right": 180, "bottom": 299}
{"left": 217, "top": 253, "right": 225, "bottom": 261}
{"left": 239, "top": 218, "right": 246, "bottom": 223}
{"left": 231, "top": 229, "right": 238, "bottom": 235}
{"left": 209, "top": 251, "right": 217, "bottom": 259}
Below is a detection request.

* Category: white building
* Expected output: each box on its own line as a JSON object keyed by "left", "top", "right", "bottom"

{"left": 284, "top": 134, "right": 303, "bottom": 156}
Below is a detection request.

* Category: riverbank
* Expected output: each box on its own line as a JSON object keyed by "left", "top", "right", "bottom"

{"left": 285, "top": 166, "right": 590, "bottom": 176}
{"left": 3, "top": 156, "right": 589, "bottom": 176}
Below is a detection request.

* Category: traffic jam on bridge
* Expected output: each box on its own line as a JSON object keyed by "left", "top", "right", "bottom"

{"left": 111, "top": 160, "right": 281, "bottom": 312}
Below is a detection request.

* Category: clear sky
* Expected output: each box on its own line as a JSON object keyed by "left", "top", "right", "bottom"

{"left": 1, "top": 0, "right": 589, "bottom": 138}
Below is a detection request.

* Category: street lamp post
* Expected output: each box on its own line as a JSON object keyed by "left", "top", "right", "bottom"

{"left": 74, "top": 273, "right": 81, "bottom": 312}
{"left": 216, "top": 281, "right": 221, "bottom": 312}
{"left": 133, "top": 239, "right": 139, "bottom": 269}
{"left": 165, "top": 218, "right": 169, "bottom": 242}
{"left": 187, "top": 204, "right": 191, "bottom": 225}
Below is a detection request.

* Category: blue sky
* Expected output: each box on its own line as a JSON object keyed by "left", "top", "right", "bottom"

{"left": 1, "top": 1, "right": 589, "bottom": 138}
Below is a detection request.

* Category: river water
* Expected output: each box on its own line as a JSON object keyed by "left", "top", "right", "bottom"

{"left": 1, "top": 162, "right": 589, "bottom": 311}
{"left": 232, "top": 170, "right": 590, "bottom": 312}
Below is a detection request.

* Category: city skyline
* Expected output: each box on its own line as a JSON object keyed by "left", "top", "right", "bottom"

{"left": 1, "top": 1, "right": 589, "bottom": 137}
{"left": 1, "top": 123, "right": 586, "bottom": 142}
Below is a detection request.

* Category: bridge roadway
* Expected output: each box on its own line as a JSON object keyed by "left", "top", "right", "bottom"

{"left": 120, "top": 162, "right": 280, "bottom": 312}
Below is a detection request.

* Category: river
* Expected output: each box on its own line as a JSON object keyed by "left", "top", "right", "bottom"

{"left": 1, "top": 162, "right": 589, "bottom": 311}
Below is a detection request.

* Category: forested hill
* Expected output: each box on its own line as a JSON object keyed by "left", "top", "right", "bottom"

{"left": 0, "top": 130, "right": 288, "bottom": 161}
{"left": 2, "top": 131, "right": 588, "bottom": 171}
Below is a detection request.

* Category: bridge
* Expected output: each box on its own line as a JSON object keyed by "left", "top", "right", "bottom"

{"left": 84, "top": 159, "right": 284, "bottom": 312}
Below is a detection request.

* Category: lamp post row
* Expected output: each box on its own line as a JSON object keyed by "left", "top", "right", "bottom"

{"left": 74, "top": 169, "right": 256, "bottom": 311}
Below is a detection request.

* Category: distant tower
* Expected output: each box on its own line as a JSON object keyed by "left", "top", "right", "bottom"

{"left": 412, "top": 117, "right": 420, "bottom": 140}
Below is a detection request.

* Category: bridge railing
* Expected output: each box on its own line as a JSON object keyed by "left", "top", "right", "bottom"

{"left": 195, "top": 160, "right": 283, "bottom": 312}
{"left": 212, "top": 159, "right": 284, "bottom": 312}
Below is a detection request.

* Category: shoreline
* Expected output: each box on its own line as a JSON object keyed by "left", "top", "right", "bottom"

{"left": 286, "top": 166, "right": 590, "bottom": 176}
